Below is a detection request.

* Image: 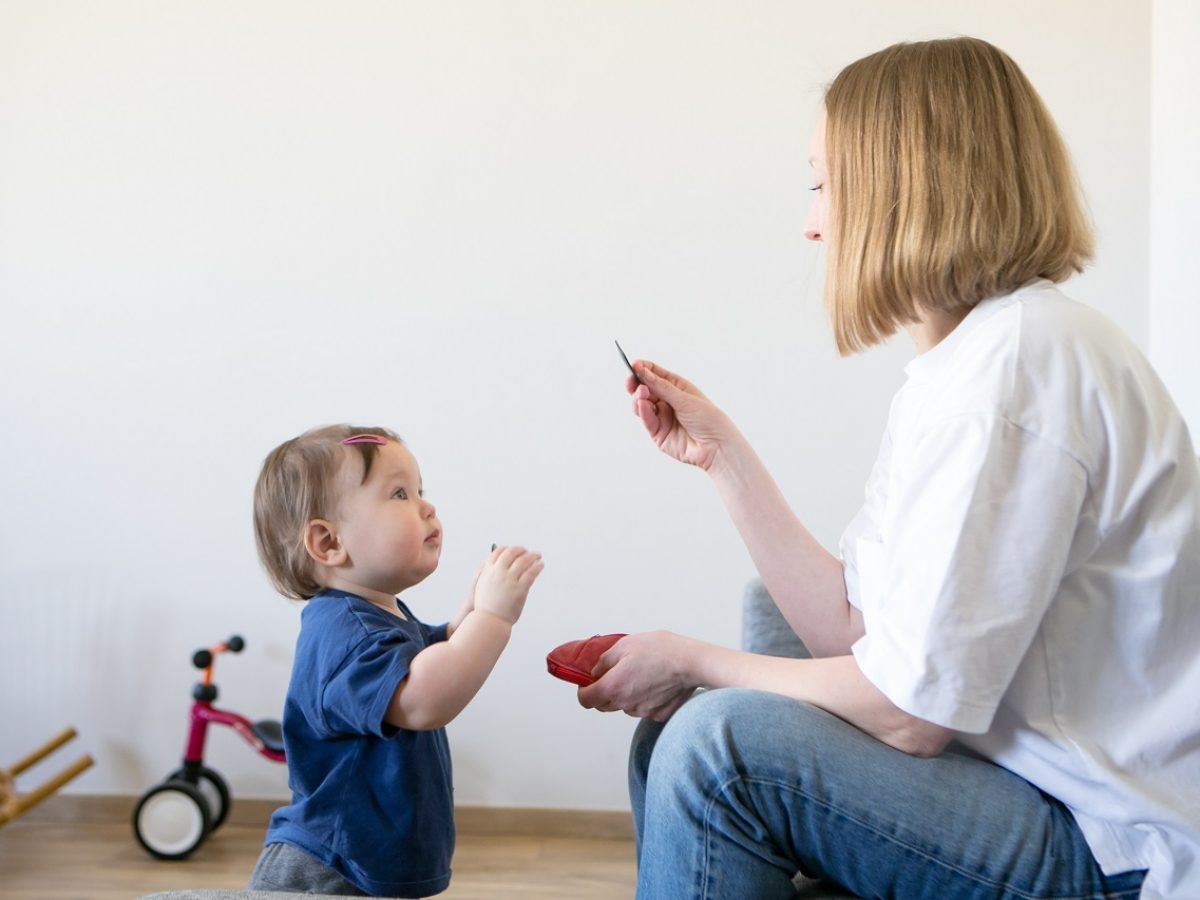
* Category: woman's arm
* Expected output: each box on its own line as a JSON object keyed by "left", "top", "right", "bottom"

{"left": 707, "top": 430, "right": 863, "bottom": 656}
{"left": 631, "top": 362, "right": 862, "bottom": 656}
{"left": 580, "top": 631, "right": 953, "bottom": 757}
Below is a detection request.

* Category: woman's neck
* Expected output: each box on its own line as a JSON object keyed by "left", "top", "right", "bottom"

{"left": 906, "top": 307, "right": 969, "bottom": 354}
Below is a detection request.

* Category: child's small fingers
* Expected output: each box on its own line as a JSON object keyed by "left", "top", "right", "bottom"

{"left": 502, "top": 545, "right": 530, "bottom": 568}
{"left": 510, "top": 552, "right": 542, "bottom": 577}
{"left": 489, "top": 544, "right": 518, "bottom": 567}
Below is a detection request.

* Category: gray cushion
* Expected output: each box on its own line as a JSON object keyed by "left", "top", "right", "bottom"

{"left": 742, "top": 578, "right": 811, "bottom": 659}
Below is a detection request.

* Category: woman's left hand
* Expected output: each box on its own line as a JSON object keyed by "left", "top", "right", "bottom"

{"left": 576, "top": 631, "right": 699, "bottom": 721}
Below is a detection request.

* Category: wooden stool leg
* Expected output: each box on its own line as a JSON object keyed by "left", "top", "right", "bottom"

{"left": 12, "top": 755, "right": 95, "bottom": 818}
{"left": 0, "top": 729, "right": 94, "bottom": 828}
{"left": 6, "top": 728, "right": 78, "bottom": 777}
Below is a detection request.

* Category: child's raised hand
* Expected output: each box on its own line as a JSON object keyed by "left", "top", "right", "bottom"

{"left": 473, "top": 545, "right": 543, "bottom": 625}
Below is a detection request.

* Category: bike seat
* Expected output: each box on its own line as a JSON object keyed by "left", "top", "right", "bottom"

{"left": 252, "top": 720, "right": 285, "bottom": 754}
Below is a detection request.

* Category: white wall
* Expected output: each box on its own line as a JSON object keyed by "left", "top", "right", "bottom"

{"left": 0, "top": 1, "right": 1155, "bottom": 811}
{"left": 1151, "top": 0, "right": 1200, "bottom": 432}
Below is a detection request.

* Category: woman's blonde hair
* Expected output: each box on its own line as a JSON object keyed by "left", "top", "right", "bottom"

{"left": 823, "top": 36, "right": 1094, "bottom": 355}
{"left": 253, "top": 424, "right": 401, "bottom": 600}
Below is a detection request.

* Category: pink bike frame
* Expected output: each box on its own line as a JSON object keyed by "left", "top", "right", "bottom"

{"left": 183, "top": 637, "right": 286, "bottom": 765}
{"left": 185, "top": 700, "right": 285, "bottom": 764}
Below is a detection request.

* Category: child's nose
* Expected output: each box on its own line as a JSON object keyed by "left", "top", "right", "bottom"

{"left": 422, "top": 498, "right": 436, "bottom": 517}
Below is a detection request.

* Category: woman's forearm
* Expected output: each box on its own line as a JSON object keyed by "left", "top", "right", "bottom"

{"left": 688, "top": 640, "right": 952, "bottom": 757}
{"left": 707, "top": 434, "right": 862, "bottom": 656}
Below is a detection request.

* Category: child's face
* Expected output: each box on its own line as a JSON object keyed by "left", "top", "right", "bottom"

{"left": 331, "top": 441, "right": 442, "bottom": 596}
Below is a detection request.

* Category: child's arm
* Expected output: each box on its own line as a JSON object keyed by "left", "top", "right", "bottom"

{"left": 446, "top": 556, "right": 487, "bottom": 643}
{"left": 385, "top": 546, "right": 543, "bottom": 731}
{"left": 445, "top": 596, "right": 473, "bottom": 638}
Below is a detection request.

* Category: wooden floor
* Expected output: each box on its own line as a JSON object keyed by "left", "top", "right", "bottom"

{"left": 0, "top": 798, "right": 637, "bottom": 900}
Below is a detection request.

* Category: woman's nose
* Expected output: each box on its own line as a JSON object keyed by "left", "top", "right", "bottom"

{"left": 803, "top": 203, "right": 823, "bottom": 242}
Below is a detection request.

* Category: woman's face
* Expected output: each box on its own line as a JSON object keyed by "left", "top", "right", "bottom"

{"left": 803, "top": 108, "right": 828, "bottom": 243}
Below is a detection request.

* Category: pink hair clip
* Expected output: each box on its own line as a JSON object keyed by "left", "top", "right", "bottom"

{"left": 341, "top": 434, "right": 388, "bottom": 446}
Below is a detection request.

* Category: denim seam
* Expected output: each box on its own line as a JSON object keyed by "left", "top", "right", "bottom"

{"left": 703, "top": 774, "right": 1130, "bottom": 900}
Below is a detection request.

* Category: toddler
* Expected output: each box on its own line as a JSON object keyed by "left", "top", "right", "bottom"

{"left": 248, "top": 424, "right": 543, "bottom": 896}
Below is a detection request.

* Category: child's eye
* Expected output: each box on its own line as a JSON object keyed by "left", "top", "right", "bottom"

{"left": 392, "top": 488, "right": 408, "bottom": 500}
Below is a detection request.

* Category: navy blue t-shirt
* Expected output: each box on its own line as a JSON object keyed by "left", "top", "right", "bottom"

{"left": 264, "top": 589, "right": 453, "bottom": 897}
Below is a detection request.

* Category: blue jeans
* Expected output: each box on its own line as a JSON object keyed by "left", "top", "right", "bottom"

{"left": 629, "top": 689, "right": 1146, "bottom": 899}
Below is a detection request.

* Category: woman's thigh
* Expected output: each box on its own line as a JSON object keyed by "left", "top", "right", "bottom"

{"left": 632, "top": 689, "right": 1144, "bottom": 900}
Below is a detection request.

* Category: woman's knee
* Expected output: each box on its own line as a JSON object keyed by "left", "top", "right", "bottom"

{"left": 648, "top": 689, "right": 833, "bottom": 781}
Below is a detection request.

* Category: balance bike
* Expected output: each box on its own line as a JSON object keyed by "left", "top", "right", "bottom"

{"left": 132, "top": 635, "right": 285, "bottom": 860}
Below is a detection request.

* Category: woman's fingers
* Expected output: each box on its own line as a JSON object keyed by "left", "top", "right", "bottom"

{"left": 635, "top": 393, "right": 662, "bottom": 435}
{"left": 636, "top": 360, "right": 705, "bottom": 401}
{"left": 590, "top": 640, "right": 625, "bottom": 681}
{"left": 576, "top": 682, "right": 604, "bottom": 710}
{"left": 630, "top": 382, "right": 676, "bottom": 438}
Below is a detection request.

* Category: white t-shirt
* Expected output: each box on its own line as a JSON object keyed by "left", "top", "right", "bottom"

{"left": 841, "top": 281, "right": 1200, "bottom": 899}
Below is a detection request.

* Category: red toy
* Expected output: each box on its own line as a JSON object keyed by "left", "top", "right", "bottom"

{"left": 132, "top": 635, "right": 285, "bottom": 860}
{"left": 546, "top": 633, "right": 627, "bottom": 686}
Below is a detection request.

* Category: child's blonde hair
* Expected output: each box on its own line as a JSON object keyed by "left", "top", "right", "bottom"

{"left": 823, "top": 36, "right": 1094, "bottom": 355}
{"left": 253, "top": 424, "right": 401, "bottom": 600}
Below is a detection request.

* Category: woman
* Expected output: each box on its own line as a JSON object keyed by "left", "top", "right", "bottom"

{"left": 578, "top": 37, "right": 1200, "bottom": 900}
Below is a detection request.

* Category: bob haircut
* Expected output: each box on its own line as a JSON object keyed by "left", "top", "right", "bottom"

{"left": 253, "top": 423, "right": 401, "bottom": 600}
{"left": 823, "top": 37, "right": 1094, "bottom": 355}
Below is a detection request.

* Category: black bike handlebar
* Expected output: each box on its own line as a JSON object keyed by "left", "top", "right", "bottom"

{"left": 192, "top": 635, "right": 246, "bottom": 669}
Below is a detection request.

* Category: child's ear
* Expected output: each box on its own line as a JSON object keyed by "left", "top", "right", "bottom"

{"left": 303, "top": 519, "right": 348, "bottom": 568}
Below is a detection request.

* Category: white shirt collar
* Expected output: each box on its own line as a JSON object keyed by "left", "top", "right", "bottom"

{"left": 902, "top": 281, "right": 1048, "bottom": 381}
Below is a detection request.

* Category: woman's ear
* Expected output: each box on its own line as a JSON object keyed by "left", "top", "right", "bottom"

{"left": 303, "top": 519, "right": 348, "bottom": 568}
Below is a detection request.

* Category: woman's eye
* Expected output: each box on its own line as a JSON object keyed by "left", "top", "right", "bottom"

{"left": 809, "top": 183, "right": 824, "bottom": 192}
{"left": 392, "top": 488, "right": 408, "bottom": 500}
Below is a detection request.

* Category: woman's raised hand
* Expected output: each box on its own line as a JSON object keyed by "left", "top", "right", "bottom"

{"left": 627, "top": 361, "right": 738, "bottom": 473}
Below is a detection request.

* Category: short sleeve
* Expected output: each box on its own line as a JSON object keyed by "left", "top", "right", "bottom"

{"left": 841, "top": 418, "right": 894, "bottom": 611}
{"left": 851, "top": 414, "right": 1088, "bottom": 733}
{"left": 320, "top": 629, "right": 421, "bottom": 738}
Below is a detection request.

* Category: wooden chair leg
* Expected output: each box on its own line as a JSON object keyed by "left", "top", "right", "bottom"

{"left": 0, "top": 728, "right": 94, "bottom": 828}
{"left": 12, "top": 755, "right": 95, "bottom": 819}
{"left": 6, "top": 728, "right": 79, "bottom": 777}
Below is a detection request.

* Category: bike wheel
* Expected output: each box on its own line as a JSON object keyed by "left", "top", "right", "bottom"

{"left": 168, "top": 765, "right": 231, "bottom": 832}
{"left": 132, "top": 779, "right": 211, "bottom": 860}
